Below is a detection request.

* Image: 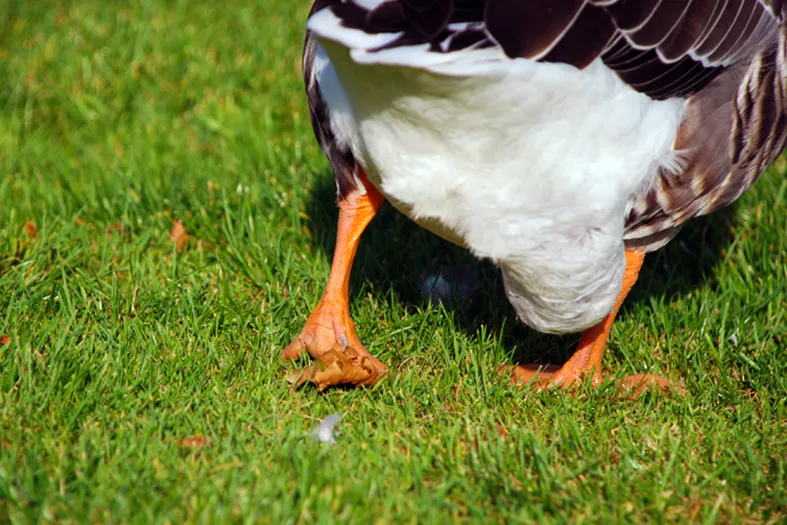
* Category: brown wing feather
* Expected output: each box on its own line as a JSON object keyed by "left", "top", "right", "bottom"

{"left": 540, "top": 5, "right": 616, "bottom": 68}
{"left": 602, "top": 0, "right": 663, "bottom": 30}
{"left": 658, "top": 0, "right": 721, "bottom": 61}
{"left": 625, "top": 26, "right": 786, "bottom": 246}
{"left": 627, "top": 1, "right": 695, "bottom": 48}
{"left": 485, "top": 0, "right": 586, "bottom": 59}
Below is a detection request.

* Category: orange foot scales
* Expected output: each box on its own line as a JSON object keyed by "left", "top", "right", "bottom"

{"left": 282, "top": 170, "right": 387, "bottom": 391}
{"left": 507, "top": 249, "right": 674, "bottom": 398}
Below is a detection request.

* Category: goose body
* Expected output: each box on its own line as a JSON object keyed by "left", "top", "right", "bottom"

{"left": 310, "top": 13, "right": 690, "bottom": 333}
{"left": 285, "top": 0, "right": 787, "bottom": 391}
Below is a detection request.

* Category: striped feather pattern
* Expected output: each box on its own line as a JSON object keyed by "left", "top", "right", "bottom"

{"left": 625, "top": 24, "right": 787, "bottom": 244}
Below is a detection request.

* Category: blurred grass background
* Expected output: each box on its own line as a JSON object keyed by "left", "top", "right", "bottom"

{"left": 1, "top": 0, "right": 785, "bottom": 523}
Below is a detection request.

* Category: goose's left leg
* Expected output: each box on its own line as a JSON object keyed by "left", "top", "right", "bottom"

{"left": 283, "top": 171, "right": 386, "bottom": 391}
{"left": 512, "top": 249, "right": 671, "bottom": 397}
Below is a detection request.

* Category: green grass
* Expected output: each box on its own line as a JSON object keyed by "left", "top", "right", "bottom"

{"left": 1, "top": 1, "right": 786, "bottom": 523}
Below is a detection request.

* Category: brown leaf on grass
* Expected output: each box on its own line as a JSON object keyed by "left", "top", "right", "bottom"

{"left": 24, "top": 222, "right": 37, "bottom": 238}
{"left": 0, "top": 334, "right": 9, "bottom": 346}
{"left": 106, "top": 222, "right": 124, "bottom": 233}
{"left": 618, "top": 374, "right": 678, "bottom": 399}
{"left": 170, "top": 219, "right": 188, "bottom": 253}
{"left": 178, "top": 435, "right": 208, "bottom": 450}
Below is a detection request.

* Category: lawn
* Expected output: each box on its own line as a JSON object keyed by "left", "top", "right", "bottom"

{"left": 1, "top": 1, "right": 786, "bottom": 523}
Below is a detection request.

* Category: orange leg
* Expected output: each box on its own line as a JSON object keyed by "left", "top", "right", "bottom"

{"left": 283, "top": 171, "right": 386, "bottom": 391}
{"left": 512, "top": 249, "right": 671, "bottom": 397}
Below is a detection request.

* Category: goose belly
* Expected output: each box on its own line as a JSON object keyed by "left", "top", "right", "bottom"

{"left": 316, "top": 42, "right": 686, "bottom": 333}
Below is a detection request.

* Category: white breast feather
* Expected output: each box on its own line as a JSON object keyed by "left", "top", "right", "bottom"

{"left": 310, "top": 13, "right": 687, "bottom": 334}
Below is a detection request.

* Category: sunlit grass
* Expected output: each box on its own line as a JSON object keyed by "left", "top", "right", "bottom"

{"left": 1, "top": 1, "right": 785, "bottom": 523}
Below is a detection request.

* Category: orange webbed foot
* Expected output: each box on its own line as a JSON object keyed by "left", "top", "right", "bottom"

{"left": 507, "top": 363, "right": 674, "bottom": 399}
{"left": 283, "top": 298, "right": 386, "bottom": 391}
{"left": 507, "top": 249, "right": 676, "bottom": 398}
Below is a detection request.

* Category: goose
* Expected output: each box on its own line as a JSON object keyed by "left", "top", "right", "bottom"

{"left": 283, "top": 0, "right": 787, "bottom": 393}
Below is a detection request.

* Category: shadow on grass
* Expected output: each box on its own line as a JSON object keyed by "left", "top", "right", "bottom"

{"left": 302, "top": 170, "right": 737, "bottom": 366}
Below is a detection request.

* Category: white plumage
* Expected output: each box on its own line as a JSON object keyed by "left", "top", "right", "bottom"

{"left": 310, "top": 12, "right": 686, "bottom": 333}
